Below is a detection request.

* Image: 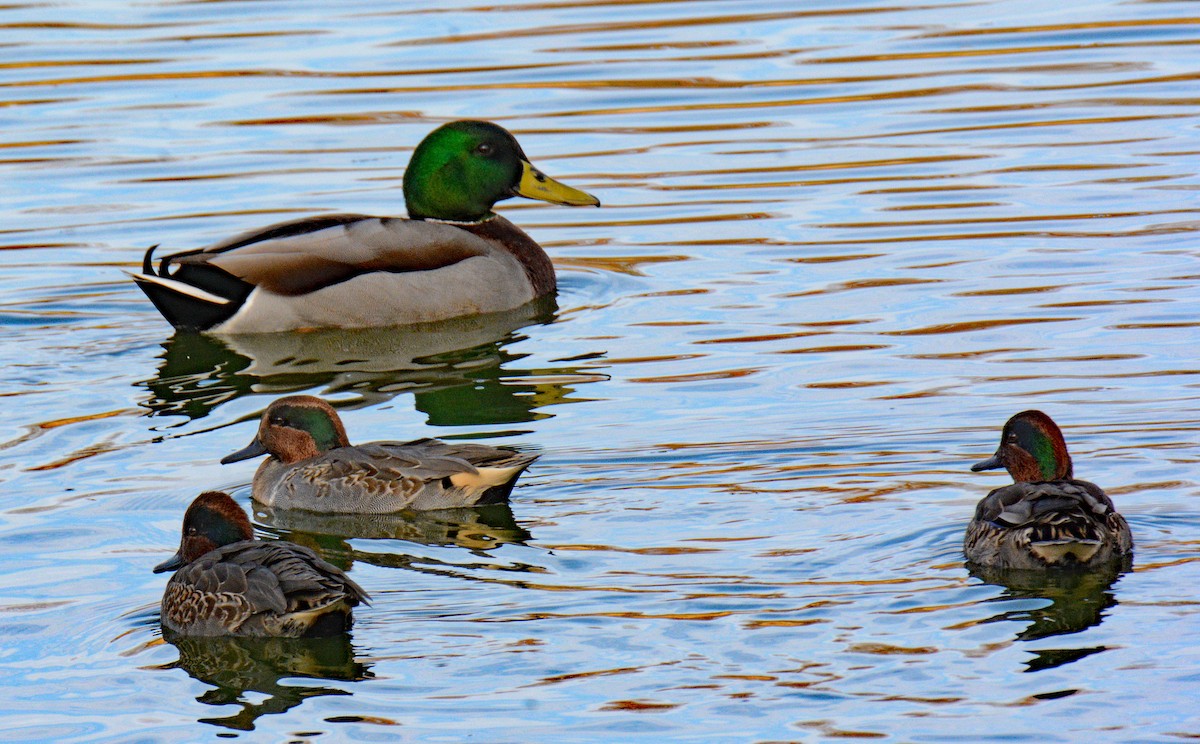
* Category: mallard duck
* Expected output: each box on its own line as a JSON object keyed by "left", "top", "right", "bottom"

{"left": 221, "top": 395, "right": 538, "bottom": 513}
{"left": 131, "top": 120, "right": 599, "bottom": 333}
{"left": 966, "top": 410, "right": 1133, "bottom": 570}
{"left": 154, "top": 491, "right": 369, "bottom": 637}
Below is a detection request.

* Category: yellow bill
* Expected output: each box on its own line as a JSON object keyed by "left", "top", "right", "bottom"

{"left": 515, "top": 161, "right": 600, "bottom": 207}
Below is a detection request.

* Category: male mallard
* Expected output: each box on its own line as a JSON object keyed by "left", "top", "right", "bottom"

{"left": 966, "top": 410, "right": 1133, "bottom": 570}
{"left": 221, "top": 395, "right": 538, "bottom": 513}
{"left": 131, "top": 120, "right": 599, "bottom": 333}
{"left": 154, "top": 491, "right": 369, "bottom": 637}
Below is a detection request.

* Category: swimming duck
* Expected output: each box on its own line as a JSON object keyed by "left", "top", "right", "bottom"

{"left": 131, "top": 120, "right": 599, "bottom": 333}
{"left": 221, "top": 395, "right": 539, "bottom": 513}
{"left": 966, "top": 410, "right": 1133, "bottom": 570}
{"left": 154, "top": 491, "right": 369, "bottom": 637}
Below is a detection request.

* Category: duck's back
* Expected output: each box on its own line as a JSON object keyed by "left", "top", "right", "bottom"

{"left": 965, "top": 479, "right": 1133, "bottom": 570}
{"left": 161, "top": 540, "right": 368, "bottom": 637}
{"left": 172, "top": 215, "right": 549, "bottom": 332}
{"left": 253, "top": 438, "right": 538, "bottom": 513}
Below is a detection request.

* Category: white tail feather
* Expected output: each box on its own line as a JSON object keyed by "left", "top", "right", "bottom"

{"left": 127, "top": 271, "right": 231, "bottom": 306}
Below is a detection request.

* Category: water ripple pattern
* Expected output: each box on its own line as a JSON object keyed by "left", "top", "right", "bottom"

{"left": 1, "top": 0, "right": 1199, "bottom": 740}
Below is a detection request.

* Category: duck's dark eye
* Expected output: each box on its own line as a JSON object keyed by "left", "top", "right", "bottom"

{"left": 270, "top": 416, "right": 286, "bottom": 426}
{"left": 476, "top": 142, "right": 493, "bottom": 156}
{"left": 187, "top": 527, "right": 198, "bottom": 536}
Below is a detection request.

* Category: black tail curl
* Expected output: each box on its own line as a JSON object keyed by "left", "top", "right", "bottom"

{"left": 142, "top": 244, "right": 159, "bottom": 275}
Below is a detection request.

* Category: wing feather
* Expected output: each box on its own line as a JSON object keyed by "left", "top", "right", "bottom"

{"left": 976, "top": 480, "right": 1117, "bottom": 527}
{"left": 181, "top": 217, "right": 493, "bottom": 295}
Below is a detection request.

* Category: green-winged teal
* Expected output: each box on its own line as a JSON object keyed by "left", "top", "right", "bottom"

{"left": 154, "top": 491, "right": 369, "bottom": 637}
{"left": 221, "top": 395, "right": 539, "bottom": 513}
{"left": 130, "top": 120, "right": 599, "bottom": 332}
{"left": 966, "top": 410, "right": 1133, "bottom": 570}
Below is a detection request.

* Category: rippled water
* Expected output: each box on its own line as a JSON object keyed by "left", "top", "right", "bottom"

{"left": 2, "top": 0, "right": 1200, "bottom": 740}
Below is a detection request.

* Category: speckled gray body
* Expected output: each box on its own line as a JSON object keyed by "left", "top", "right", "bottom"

{"left": 250, "top": 437, "right": 538, "bottom": 513}
{"left": 160, "top": 540, "right": 368, "bottom": 637}
{"left": 964, "top": 479, "right": 1133, "bottom": 570}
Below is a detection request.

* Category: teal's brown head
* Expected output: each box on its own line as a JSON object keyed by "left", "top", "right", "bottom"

{"left": 222, "top": 395, "right": 352, "bottom": 466}
{"left": 971, "top": 410, "right": 1073, "bottom": 483}
{"left": 154, "top": 491, "right": 253, "bottom": 573}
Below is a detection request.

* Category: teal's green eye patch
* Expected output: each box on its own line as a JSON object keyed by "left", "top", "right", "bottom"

{"left": 1012, "top": 418, "right": 1057, "bottom": 480}
{"left": 278, "top": 405, "right": 341, "bottom": 451}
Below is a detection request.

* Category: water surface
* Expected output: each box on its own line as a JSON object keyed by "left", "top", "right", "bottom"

{"left": 2, "top": 0, "right": 1199, "bottom": 740}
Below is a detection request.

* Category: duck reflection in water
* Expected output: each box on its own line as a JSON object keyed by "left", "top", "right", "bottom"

{"left": 969, "top": 558, "right": 1131, "bottom": 672}
{"left": 161, "top": 632, "right": 370, "bottom": 732}
{"left": 259, "top": 502, "right": 531, "bottom": 552}
{"left": 258, "top": 502, "right": 535, "bottom": 584}
{"left": 138, "top": 300, "right": 608, "bottom": 426}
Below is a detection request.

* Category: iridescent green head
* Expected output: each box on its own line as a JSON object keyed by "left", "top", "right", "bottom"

{"left": 403, "top": 120, "right": 599, "bottom": 222}
{"left": 221, "top": 395, "right": 351, "bottom": 466}
{"left": 971, "top": 410, "right": 1073, "bottom": 482}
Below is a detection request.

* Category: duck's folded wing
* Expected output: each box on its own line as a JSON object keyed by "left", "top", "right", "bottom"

{"left": 367, "top": 439, "right": 539, "bottom": 493}
{"left": 977, "top": 481, "right": 1115, "bottom": 527}
{"left": 327, "top": 441, "right": 484, "bottom": 482}
{"left": 231, "top": 542, "right": 369, "bottom": 610}
{"left": 176, "top": 548, "right": 288, "bottom": 616}
{"left": 397, "top": 438, "right": 538, "bottom": 467}
{"left": 172, "top": 215, "right": 491, "bottom": 296}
